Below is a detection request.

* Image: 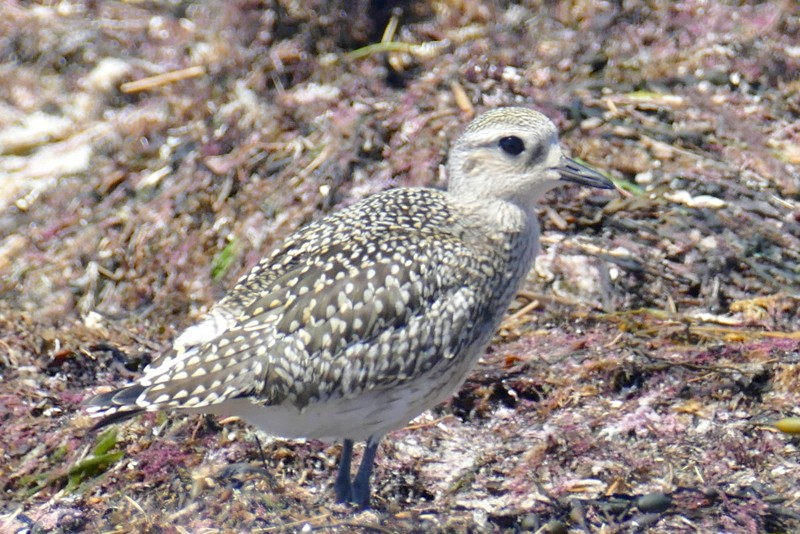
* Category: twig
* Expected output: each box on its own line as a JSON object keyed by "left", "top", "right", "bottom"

{"left": 120, "top": 66, "right": 206, "bottom": 93}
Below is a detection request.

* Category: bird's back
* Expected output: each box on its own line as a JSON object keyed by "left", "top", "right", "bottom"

{"left": 89, "top": 187, "right": 539, "bottom": 438}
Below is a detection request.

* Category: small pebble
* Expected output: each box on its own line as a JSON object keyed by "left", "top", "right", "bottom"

{"left": 636, "top": 492, "right": 672, "bottom": 513}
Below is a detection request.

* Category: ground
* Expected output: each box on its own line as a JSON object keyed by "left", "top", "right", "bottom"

{"left": 1, "top": 1, "right": 799, "bottom": 533}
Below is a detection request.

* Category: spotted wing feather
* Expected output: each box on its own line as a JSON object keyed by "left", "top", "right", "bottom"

{"left": 87, "top": 189, "right": 514, "bottom": 423}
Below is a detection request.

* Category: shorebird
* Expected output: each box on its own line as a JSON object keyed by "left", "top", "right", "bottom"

{"left": 88, "top": 107, "right": 614, "bottom": 507}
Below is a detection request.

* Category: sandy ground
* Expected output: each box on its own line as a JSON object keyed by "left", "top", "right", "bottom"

{"left": 1, "top": 1, "right": 799, "bottom": 532}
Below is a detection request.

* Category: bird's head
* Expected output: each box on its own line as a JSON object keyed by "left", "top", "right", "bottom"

{"left": 447, "top": 107, "right": 614, "bottom": 206}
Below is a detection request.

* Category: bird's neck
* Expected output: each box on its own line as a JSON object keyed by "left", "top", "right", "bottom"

{"left": 451, "top": 195, "right": 538, "bottom": 236}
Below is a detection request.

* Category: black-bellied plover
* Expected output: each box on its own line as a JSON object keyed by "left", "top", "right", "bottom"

{"left": 88, "top": 107, "right": 614, "bottom": 507}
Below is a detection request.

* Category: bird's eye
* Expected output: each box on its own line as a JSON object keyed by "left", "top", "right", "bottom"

{"left": 499, "top": 136, "right": 525, "bottom": 156}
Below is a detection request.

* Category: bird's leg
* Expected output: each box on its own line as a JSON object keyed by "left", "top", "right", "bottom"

{"left": 334, "top": 439, "right": 354, "bottom": 503}
{"left": 252, "top": 434, "right": 276, "bottom": 485}
{"left": 351, "top": 435, "right": 381, "bottom": 509}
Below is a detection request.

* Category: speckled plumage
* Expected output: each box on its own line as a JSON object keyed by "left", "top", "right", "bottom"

{"left": 88, "top": 107, "right": 613, "bottom": 507}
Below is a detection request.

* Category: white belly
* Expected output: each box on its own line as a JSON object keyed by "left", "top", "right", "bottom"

{"left": 191, "top": 345, "right": 483, "bottom": 442}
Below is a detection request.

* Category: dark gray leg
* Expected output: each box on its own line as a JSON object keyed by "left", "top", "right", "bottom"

{"left": 351, "top": 435, "right": 381, "bottom": 509}
{"left": 334, "top": 439, "right": 354, "bottom": 503}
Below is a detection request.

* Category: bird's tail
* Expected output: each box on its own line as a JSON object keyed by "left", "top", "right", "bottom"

{"left": 85, "top": 385, "right": 147, "bottom": 430}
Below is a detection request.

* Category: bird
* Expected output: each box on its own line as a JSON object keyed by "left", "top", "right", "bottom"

{"left": 87, "top": 106, "right": 614, "bottom": 508}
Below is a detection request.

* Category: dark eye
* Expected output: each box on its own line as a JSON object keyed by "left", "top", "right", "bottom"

{"left": 499, "top": 136, "right": 525, "bottom": 156}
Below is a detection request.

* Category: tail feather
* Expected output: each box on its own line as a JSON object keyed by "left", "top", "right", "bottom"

{"left": 85, "top": 384, "right": 148, "bottom": 431}
{"left": 90, "top": 407, "right": 144, "bottom": 431}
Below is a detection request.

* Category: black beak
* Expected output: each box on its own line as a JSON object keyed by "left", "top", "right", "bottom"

{"left": 555, "top": 157, "right": 615, "bottom": 189}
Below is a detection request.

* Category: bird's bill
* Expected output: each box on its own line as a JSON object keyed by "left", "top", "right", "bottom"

{"left": 555, "top": 157, "right": 615, "bottom": 189}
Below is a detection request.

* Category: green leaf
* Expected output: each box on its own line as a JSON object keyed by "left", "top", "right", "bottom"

{"left": 92, "top": 427, "right": 118, "bottom": 456}
{"left": 65, "top": 450, "right": 124, "bottom": 493}
{"left": 211, "top": 240, "right": 238, "bottom": 281}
